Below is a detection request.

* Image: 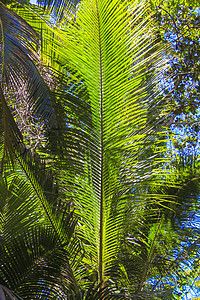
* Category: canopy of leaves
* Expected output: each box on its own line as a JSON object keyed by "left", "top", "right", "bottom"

{"left": 0, "top": 0, "right": 200, "bottom": 299}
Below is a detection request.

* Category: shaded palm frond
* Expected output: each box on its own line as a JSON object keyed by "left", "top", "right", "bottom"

{"left": 67, "top": 281, "right": 130, "bottom": 299}
{"left": 0, "top": 2, "right": 56, "bottom": 134}
{"left": 0, "top": 227, "right": 76, "bottom": 298}
{"left": 0, "top": 169, "right": 81, "bottom": 297}
{"left": 0, "top": 2, "right": 58, "bottom": 167}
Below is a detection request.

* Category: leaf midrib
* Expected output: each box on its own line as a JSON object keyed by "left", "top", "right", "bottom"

{"left": 95, "top": 0, "right": 104, "bottom": 284}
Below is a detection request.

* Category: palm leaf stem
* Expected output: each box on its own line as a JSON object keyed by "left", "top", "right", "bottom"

{"left": 95, "top": 0, "right": 104, "bottom": 285}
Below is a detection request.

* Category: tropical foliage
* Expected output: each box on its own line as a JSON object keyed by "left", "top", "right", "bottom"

{"left": 0, "top": 0, "right": 200, "bottom": 299}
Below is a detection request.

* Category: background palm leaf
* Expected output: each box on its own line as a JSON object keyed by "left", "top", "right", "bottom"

{"left": 0, "top": 3, "right": 54, "bottom": 121}
{"left": 0, "top": 165, "right": 81, "bottom": 298}
{"left": 0, "top": 2, "right": 56, "bottom": 165}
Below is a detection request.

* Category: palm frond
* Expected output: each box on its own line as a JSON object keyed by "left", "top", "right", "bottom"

{"left": 67, "top": 281, "right": 130, "bottom": 299}
{"left": 0, "top": 2, "right": 55, "bottom": 122}
{"left": 39, "top": 0, "right": 169, "bottom": 284}
{"left": 0, "top": 227, "right": 74, "bottom": 298}
{"left": 0, "top": 169, "right": 81, "bottom": 297}
{"left": 0, "top": 2, "right": 58, "bottom": 167}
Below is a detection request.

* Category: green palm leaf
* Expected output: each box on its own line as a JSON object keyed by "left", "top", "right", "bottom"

{"left": 39, "top": 0, "right": 168, "bottom": 284}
